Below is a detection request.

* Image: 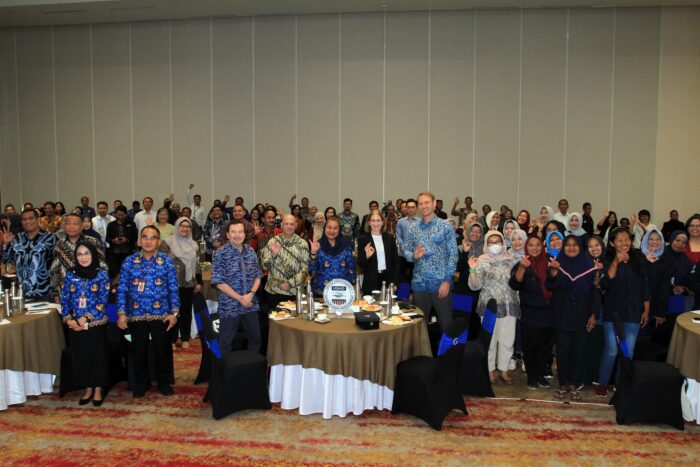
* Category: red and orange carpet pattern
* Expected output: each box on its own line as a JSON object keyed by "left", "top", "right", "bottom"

{"left": 3, "top": 340, "right": 700, "bottom": 465}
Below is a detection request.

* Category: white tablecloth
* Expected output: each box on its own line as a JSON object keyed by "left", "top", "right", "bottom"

{"left": 0, "top": 369, "right": 56, "bottom": 410}
{"left": 269, "top": 364, "right": 394, "bottom": 419}
{"left": 683, "top": 378, "right": 700, "bottom": 424}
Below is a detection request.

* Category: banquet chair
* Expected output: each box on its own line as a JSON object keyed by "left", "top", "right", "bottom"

{"left": 452, "top": 293, "right": 473, "bottom": 314}
{"left": 459, "top": 299, "right": 497, "bottom": 398}
{"left": 193, "top": 309, "right": 247, "bottom": 385}
{"left": 193, "top": 293, "right": 271, "bottom": 420}
{"left": 437, "top": 318, "right": 469, "bottom": 357}
{"left": 392, "top": 343, "right": 467, "bottom": 430}
{"left": 610, "top": 313, "right": 685, "bottom": 430}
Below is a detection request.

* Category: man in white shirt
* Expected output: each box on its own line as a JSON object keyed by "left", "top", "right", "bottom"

{"left": 553, "top": 198, "right": 571, "bottom": 225}
{"left": 186, "top": 184, "right": 207, "bottom": 227}
{"left": 91, "top": 201, "right": 115, "bottom": 246}
{"left": 134, "top": 197, "right": 156, "bottom": 235}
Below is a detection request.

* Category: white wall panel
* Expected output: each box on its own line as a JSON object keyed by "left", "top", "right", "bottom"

{"left": 297, "top": 15, "right": 340, "bottom": 211}
{"left": 519, "top": 10, "right": 567, "bottom": 213}
{"left": 92, "top": 23, "right": 133, "bottom": 205}
{"left": 0, "top": 29, "right": 21, "bottom": 206}
{"left": 429, "top": 11, "right": 475, "bottom": 210}
{"left": 54, "top": 25, "right": 93, "bottom": 207}
{"left": 339, "top": 13, "right": 384, "bottom": 217}
{"left": 15, "top": 28, "right": 56, "bottom": 205}
{"left": 385, "top": 12, "right": 429, "bottom": 201}
{"left": 473, "top": 10, "right": 520, "bottom": 211}
{"left": 565, "top": 9, "right": 614, "bottom": 215}
{"left": 254, "top": 16, "right": 296, "bottom": 212}
{"left": 171, "top": 19, "right": 212, "bottom": 205}
{"left": 130, "top": 21, "right": 171, "bottom": 203}
{"left": 212, "top": 17, "right": 254, "bottom": 208}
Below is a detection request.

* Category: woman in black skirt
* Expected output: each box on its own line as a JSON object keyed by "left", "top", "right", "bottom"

{"left": 60, "top": 242, "right": 111, "bottom": 406}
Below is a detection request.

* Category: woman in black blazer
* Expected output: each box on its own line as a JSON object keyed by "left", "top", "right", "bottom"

{"left": 357, "top": 209, "right": 400, "bottom": 296}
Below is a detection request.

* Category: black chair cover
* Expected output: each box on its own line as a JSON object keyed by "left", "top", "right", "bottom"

{"left": 392, "top": 343, "right": 467, "bottom": 430}
{"left": 193, "top": 293, "right": 271, "bottom": 420}
{"left": 459, "top": 299, "right": 497, "bottom": 397}
{"left": 610, "top": 313, "right": 685, "bottom": 430}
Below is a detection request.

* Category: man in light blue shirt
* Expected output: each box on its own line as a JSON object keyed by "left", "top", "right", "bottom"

{"left": 396, "top": 198, "right": 419, "bottom": 283}
{"left": 404, "top": 192, "right": 458, "bottom": 333}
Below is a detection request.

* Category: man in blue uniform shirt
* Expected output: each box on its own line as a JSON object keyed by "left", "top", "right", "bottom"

{"left": 117, "top": 225, "right": 180, "bottom": 398}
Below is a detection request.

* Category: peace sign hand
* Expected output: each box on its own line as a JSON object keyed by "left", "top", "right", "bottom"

{"left": 364, "top": 242, "right": 375, "bottom": 258}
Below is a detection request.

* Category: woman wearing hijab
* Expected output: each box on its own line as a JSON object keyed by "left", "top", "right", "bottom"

{"left": 454, "top": 223, "right": 484, "bottom": 295}
{"left": 566, "top": 212, "right": 589, "bottom": 242}
{"left": 509, "top": 229, "right": 527, "bottom": 260}
{"left": 545, "top": 230, "right": 565, "bottom": 259}
{"left": 81, "top": 215, "right": 104, "bottom": 247}
{"left": 311, "top": 212, "right": 326, "bottom": 243}
{"left": 530, "top": 206, "right": 554, "bottom": 238}
{"left": 60, "top": 242, "right": 111, "bottom": 406}
{"left": 579, "top": 235, "right": 607, "bottom": 386}
{"left": 509, "top": 236, "right": 553, "bottom": 389}
{"left": 160, "top": 217, "right": 202, "bottom": 349}
{"left": 595, "top": 227, "right": 650, "bottom": 398}
{"left": 468, "top": 231, "right": 519, "bottom": 384}
{"left": 484, "top": 211, "right": 500, "bottom": 231}
{"left": 357, "top": 210, "right": 399, "bottom": 296}
{"left": 502, "top": 219, "right": 518, "bottom": 246}
{"left": 665, "top": 231, "right": 693, "bottom": 310}
{"left": 546, "top": 235, "right": 601, "bottom": 400}
{"left": 640, "top": 229, "right": 672, "bottom": 345}
{"left": 309, "top": 215, "right": 355, "bottom": 296}
{"left": 516, "top": 210, "right": 531, "bottom": 232}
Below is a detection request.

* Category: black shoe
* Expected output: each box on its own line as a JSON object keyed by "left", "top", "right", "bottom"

{"left": 132, "top": 390, "right": 146, "bottom": 398}
{"left": 78, "top": 395, "right": 93, "bottom": 406}
{"left": 537, "top": 378, "right": 551, "bottom": 389}
{"left": 527, "top": 380, "right": 538, "bottom": 390}
{"left": 93, "top": 398, "right": 104, "bottom": 407}
{"left": 159, "top": 385, "right": 174, "bottom": 396}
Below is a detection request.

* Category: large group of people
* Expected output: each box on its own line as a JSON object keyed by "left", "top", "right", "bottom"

{"left": 2, "top": 185, "right": 700, "bottom": 406}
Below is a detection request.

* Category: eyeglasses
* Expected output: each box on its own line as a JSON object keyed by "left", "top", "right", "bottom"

{"left": 689, "top": 224, "right": 700, "bottom": 229}
{"left": 141, "top": 235, "right": 159, "bottom": 240}
{"left": 76, "top": 252, "right": 91, "bottom": 257}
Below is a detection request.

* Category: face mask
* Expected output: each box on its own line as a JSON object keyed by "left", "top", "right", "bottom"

{"left": 488, "top": 244, "right": 503, "bottom": 255}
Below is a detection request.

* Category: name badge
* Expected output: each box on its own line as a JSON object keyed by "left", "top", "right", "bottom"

{"left": 78, "top": 296, "right": 87, "bottom": 309}
{"left": 137, "top": 280, "right": 146, "bottom": 293}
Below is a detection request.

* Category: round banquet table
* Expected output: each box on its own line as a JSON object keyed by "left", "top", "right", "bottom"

{"left": 267, "top": 313, "right": 431, "bottom": 419}
{"left": 667, "top": 312, "right": 700, "bottom": 423}
{"left": 0, "top": 309, "right": 66, "bottom": 410}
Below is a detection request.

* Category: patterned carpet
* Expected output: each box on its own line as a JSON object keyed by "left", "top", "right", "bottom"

{"left": 3, "top": 340, "right": 700, "bottom": 466}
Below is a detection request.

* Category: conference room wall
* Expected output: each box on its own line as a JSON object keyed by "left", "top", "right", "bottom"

{"left": 0, "top": 8, "right": 695, "bottom": 225}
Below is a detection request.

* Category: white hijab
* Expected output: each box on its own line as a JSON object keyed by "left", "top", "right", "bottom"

{"left": 165, "top": 217, "right": 198, "bottom": 282}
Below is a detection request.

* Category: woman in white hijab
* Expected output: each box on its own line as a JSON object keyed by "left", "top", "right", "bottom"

{"left": 468, "top": 231, "right": 520, "bottom": 384}
{"left": 160, "top": 217, "right": 202, "bottom": 349}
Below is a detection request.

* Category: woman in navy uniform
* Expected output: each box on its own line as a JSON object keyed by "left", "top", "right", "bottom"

{"left": 60, "top": 242, "right": 111, "bottom": 406}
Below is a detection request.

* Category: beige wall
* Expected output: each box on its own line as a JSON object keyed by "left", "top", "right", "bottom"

{"left": 655, "top": 7, "right": 700, "bottom": 224}
{"left": 0, "top": 7, "right": 696, "bottom": 225}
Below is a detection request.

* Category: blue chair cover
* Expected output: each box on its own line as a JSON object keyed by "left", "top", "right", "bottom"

{"left": 668, "top": 295, "right": 685, "bottom": 314}
{"left": 193, "top": 302, "right": 222, "bottom": 359}
{"left": 481, "top": 308, "right": 497, "bottom": 334}
{"left": 437, "top": 329, "right": 468, "bottom": 356}
{"left": 452, "top": 293, "right": 473, "bottom": 313}
{"left": 396, "top": 282, "right": 411, "bottom": 301}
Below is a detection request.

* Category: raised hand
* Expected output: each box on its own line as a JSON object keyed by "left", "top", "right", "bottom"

{"left": 616, "top": 251, "right": 629, "bottom": 264}
{"left": 453, "top": 196, "right": 460, "bottom": 205}
{"left": 593, "top": 259, "right": 604, "bottom": 270}
{"left": 467, "top": 256, "right": 479, "bottom": 270}
{"left": 310, "top": 241, "right": 321, "bottom": 255}
{"left": 270, "top": 238, "right": 282, "bottom": 257}
{"left": 189, "top": 183, "right": 194, "bottom": 189}
{"left": 414, "top": 244, "right": 426, "bottom": 260}
{"left": 548, "top": 258, "right": 560, "bottom": 269}
{"left": 364, "top": 242, "right": 375, "bottom": 258}
{"left": 461, "top": 239, "right": 471, "bottom": 252}
{"left": 519, "top": 256, "right": 531, "bottom": 269}
{"left": 2, "top": 229, "right": 14, "bottom": 245}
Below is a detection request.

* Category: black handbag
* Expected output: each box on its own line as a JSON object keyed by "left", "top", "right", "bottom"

{"left": 354, "top": 311, "right": 380, "bottom": 330}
